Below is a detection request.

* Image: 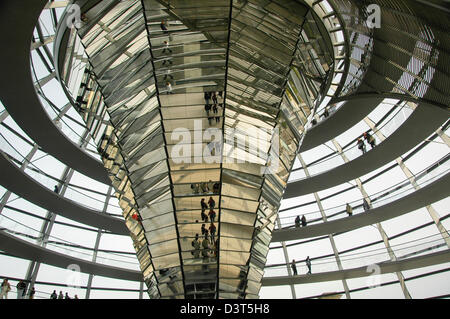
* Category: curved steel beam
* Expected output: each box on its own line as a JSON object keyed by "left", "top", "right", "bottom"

{"left": 0, "top": 0, "right": 110, "bottom": 185}
{"left": 0, "top": 230, "right": 141, "bottom": 282}
{"left": 274, "top": 170, "right": 450, "bottom": 242}
{"left": 261, "top": 249, "right": 450, "bottom": 286}
{"left": 0, "top": 152, "right": 128, "bottom": 235}
{"left": 285, "top": 100, "right": 449, "bottom": 198}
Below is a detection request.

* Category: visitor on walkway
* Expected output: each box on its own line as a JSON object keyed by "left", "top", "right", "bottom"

{"left": 291, "top": 259, "right": 298, "bottom": 275}
{"left": 301, "top": 215, "right": 307, "bottom": 227}
{"left": 363, "top": 198, "right": 370, "bottom": 211}
{"left": 16, "top": 280, "right": 26, "bottom": 299}
{"left": 58, "top": 291, "right": 64, "bottom": 299}
{"left": 0, "top": 278, "right": 11, "bottom": 299}
{"left": 357, "top": 138, "right": 366, "bottom": 154}
{"left": 363, "top": 132, "right": 376, "bottom": 149}
{"left": 50, "top": 290, "right": 57, "bottom": 299}
{"left": 295, "top": 216, "right": 301, "bottom": 228}
{"left": 306, "top": 256, "right": 312, "bottom": 274}
{"left": 346, "top": 203, "right": 353, "bottom": 216}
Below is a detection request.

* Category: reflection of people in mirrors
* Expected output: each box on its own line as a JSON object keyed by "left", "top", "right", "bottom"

{"left": 213, "top": 182, "right": 220, "bottom": 194}
{"left": 162, "top": 40, "right": 172, "bottom": 54}
{"left": 201, "top": 198, "right": 208, "bottom": 214}
{"left": 163, "top": 68, "right": 173, "bottom": 81}
{"left": 201, "top": 182, "right": 209, "bottom": 193}
{"left": 346, "top": 203, "right": 353, "bottom": 216}
{"left": 166, "top": 81, "right": 173, "bottom": 94}
{"left": 208, "top": 209, "right": 216, "bottom": 223}
{"left": 209, "top": 223, "right": 216, "bottom": 243}
{"left": 208, "top": 196, "right": 215, "bottom": 209}
{"left": 160, "top": 20, "right": 168, "bottom": 34}
{"left": 162, "top": 58, "right": 173, "bottom": 66}
{"left": 191, "top": 183, "right": 199, "bottom": 194}
{"left": 306, "top": 256, "right": 312, "bottom": 274}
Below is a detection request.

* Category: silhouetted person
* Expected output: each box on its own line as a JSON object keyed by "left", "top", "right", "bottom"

{"left": 208, "top": 209, "right": 216, "bottom": 223}
{"left": 204, "top": 91, "right": 211, "bottom": 104}
{"left": 363, "top": 132, "right": 376, "bottom": 149}
{"left": 291, "top": 259, "right": 298, "bottom": 275}
{"left": 201, "top": 210, "right": 208, "bottom": 223}
{"left": 201, "top": 223, "right": 207, "bottom": 236}
{"left": 357, "top": 138, "right": 366, "bottom": 154}
{"left": 346, "top": 203, "right": 353, "bottom": 216}
{"left": 295, "top": 216, "right": 301, "bottom": 228}
{"left": 16, "top": 280, "right": 26, "bottom": 299}
{"left": 204, "top": 103, "right": 211, "bottom": 117}
{"left": 201, "top": 198, "right": 208, "bottom": 214}
{"left": 306, "top": 256, "right": 312, "bottom": 274}
{"left": 65, "top": 292, "right": 70, "bottom": 299}
{"left": 363, "top": 198, "right": 370, "bottom": 211}
{"left": 213, "top": 182, "right": 220, "bottom": 193}
{"left": 54, "top": 185, "right": 59, "bottom": 193}
{"left": 50, "top": 290, "right": 57, "bottom": 299}
{"left": 58, "top": 291, "right": 64, "bottom": 299}
{"left": 301, "top": 215, "right": 307, "bottom": 227}
{"left": 208, "top": 197, "right": 215, "bottom": 209}
{"left": 323, "top": 107, "right": 329, "bottom": 118}
{"left": 209, "top": 223, "right": 216, "bottom": 243}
